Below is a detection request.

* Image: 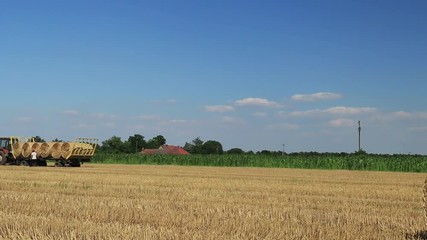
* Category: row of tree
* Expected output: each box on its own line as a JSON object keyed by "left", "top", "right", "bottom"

{"left": 100, "top": 135, "right": 225, "bottom": 155}
{"left": 99, "top": 134, "right": 166, "bottom": 153}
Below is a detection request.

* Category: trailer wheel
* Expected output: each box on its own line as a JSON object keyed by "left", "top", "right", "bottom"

{"left": 20, "top": 160, "right": 29, "bottom": 166}
{"left": 55, "top": 161, "right": 65, "bottom": 167}
{"left": 38, "top": 160, "right": 47, "bottom": 167}
{"left": 0, "top": 152, "right": 6, "bottom": 165}
{"left": 69, "top": 161, "right": 81, "bottom": 167}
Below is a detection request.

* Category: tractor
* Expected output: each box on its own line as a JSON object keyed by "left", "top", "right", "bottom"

{"left": 0, "top": 136, "right": 97, "bottom": 167}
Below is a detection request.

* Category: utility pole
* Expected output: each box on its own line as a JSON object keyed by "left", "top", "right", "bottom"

{"left": 358, "top": 120, "right": 361, "bottom": 151}
{"left": 282, "top": 144, "right": 285, "bottom": 156}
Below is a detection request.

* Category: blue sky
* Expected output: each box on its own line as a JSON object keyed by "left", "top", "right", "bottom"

{"left": 1, "top": 0, "right": 426, "bottom": 154}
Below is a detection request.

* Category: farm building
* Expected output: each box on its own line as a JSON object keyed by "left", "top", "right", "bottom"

{"left": 140, "top": 145, "right": 190, "bottom": 155}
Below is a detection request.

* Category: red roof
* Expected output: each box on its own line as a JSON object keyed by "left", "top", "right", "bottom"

{"left": 141, "top": 145, "right": 189, "bottom": 155}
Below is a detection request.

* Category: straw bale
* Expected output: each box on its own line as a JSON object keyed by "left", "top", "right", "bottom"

{"left": 22, "top": 142, "right": 33, "bottom": 158}
{"left": 51, "top": 142, "right": 63, "bottom": 159}
{"left": 40, "top": 142, "right": 54, "bottom": 158}
{"left": 60, "top": 142, "right": 73, "bottom": 159}
{"left": 12, "top": 142, "right": 23, "bottom": 159}
{"left": 31, "top": 142, "right": 42, "bottom": 157}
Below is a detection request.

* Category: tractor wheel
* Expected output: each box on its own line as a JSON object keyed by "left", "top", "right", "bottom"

{"left": 0, "top": 152, "right": 6, "bottom": 165}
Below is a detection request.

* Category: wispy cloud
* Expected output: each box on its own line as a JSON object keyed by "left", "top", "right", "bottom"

{"left": 329, "top": 118, "right": 355, "bottom": 127}
{"left": 266, "top": 123, "right": 299, "bottom": 130}
{"left": 150, "top": 99, "right": 177, "bottom": 104}
{"left": 72, "top": 123, "right": 95, "bottom": 129}
{"left": 62, "top": 110, "right": 79, "bottom": 116}
{"left": 168, "top": 119, "right": 188, "bottom": 124}
{"left": 234, "top": 97, "right": 282, "bottom": 108}
{"left": 325, "top": 106, "right": 376, "bottom": 114}
{"left": 409, "top": 126, "right": 427, "bottom": 132}
{"left": 138, "top": 114, "right": 162, "bottom": 121}
{"left": 94, "top": 113, "right": 118, "bottom": 120}
{"left": 291, "top": 92, "right": 342, "bottom": 102}
{"left": 373, "top": 111, "right": 427, "bottom": 123}
{"left": 290, "top": 106, "right": 377, "bottom": 117}
{"left": 204, "top": 105, "right": 235, "bottom": 112}
{"left": 127, "top": 124, "right": 145, "bottom": 131}
{"left": 253, "top": 112, "right": 267, "bottom": 117}
{"left": 17, "top": 117, "right": 33, "bottom": 122}
{"left": 104, "top": 122, "right": 116, "bottom": 128}
{"left": 221, "top": 116, "right": 245, "bottom": 124}
{"left": 389, "top": 111, "right": 427, "bottom": 120}
{"left": 276, "top": 111, "right": 287, "bottom": 117}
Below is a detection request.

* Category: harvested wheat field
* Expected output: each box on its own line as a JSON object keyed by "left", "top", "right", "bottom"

{"left": 0, "top": 164, "right": 426, "bottom": 239}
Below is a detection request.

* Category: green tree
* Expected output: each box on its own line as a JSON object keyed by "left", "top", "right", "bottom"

{"left": 227, "top": 148, "right": 244, "bottom": 154}
{"left": 101, "top": 136, "right": 125, "bottom": 153}
{"left": 258, "top": 150, "right": 272, "bottom": 155}
{"left": 184, "top": 137, "right": 204, "bottom": 154}
{"left": 145, "top": 135, "right": 166, "bottom": 149}
{"left": 203, "top": 140, "right": 223, "bottom": 154}
{"left": 33, "top": 136, "right": 45, "bottom": 142}
{"left": 125, "top": 134, "right": 146, "bottom": 153}
{"left": 354, "top": 148, "right": 367, "bottom": 155}
{"left": 153, "top": 135, "right": 166, "bottom": 145}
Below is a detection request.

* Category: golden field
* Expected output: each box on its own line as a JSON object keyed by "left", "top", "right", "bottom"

{"left": 0, "top": 164, "right": 425, "bottom": 239}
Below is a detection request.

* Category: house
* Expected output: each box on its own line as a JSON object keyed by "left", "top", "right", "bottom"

{"left": 140, "top": 145, "right": 190, "bottom": 155}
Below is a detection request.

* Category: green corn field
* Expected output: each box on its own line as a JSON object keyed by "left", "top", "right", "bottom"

{"left": 91, "top": 153, "right": 427, "bottom": 173}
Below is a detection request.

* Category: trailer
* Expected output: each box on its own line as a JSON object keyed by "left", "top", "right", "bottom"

{"left": 0, "top": 136, "right": 98, "bottom": 167}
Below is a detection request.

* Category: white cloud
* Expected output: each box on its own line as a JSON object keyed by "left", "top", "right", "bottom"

{"left": 290, "top": 106, "right": 377, "bottom": 117}
{"left": 266, "top": 123, "right": 299, "bottom": 130}
{"left": 253, "top": 112, "right": 267, "bottom": 117}
{"left": 62, "top": 110, "right": 79, "bottom": 116}
{"left": 291, "top": 92, "right": 342, "bottom": 102}
{"left": 325, "top": 106, "right": 377, "bottom": 114}
{"left": 94, "top": 113, "right": 118, "bottom": 120}
{"left": 127, "top": 124, "right": 145, "bottom": 131}
{"left": 289, "top": 109, "right": 319, "bottom": 117}
{"left": 276, "top": 111, "right": 288, "bottom": 118}
{"left": 390, "top": 111, "right": 413, "bottom": 118}
{"left": 221, "top": 116, "right": 245, "bottom": 124}
{"left": 105, "top": 122, "right": 116, "bottom": 128}
{"left": 409, "top": 126, "right": 427, "bottom": 132}
{"left": 150, "top": 99, "right": 177, "bottom": 104}
{"left": 72, "top": 123, "right": 95, "bottom": 129}
{"left": 169, "top": 119, "right": 188, "bottom": 124}
{"left": 204, "top": 105, "right": 235, "bottom": 112}
{"left": 17, "top": 117, "right": 32, "bottom": 122}
{"left": 329, "top": 118, "right": 355, "bottom": 127}
{"left": 373, "top": 111, "right": 427, "bottom": 123}
{"left": 389, "top": 111, "right": 427, "bottom": 120}
{"left": 234, "top": 97, "right": 282, "bottom": 108}
{"left": 139, "top": 114, "right": 161, "bottom": 121}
